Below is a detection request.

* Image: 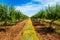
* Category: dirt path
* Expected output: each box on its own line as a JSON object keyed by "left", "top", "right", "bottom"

{"left": 0, "top": 18, "right": 60, "bottom": 40}
{"left": 0, "top": 20, "right": 27, "bottom": 40}
{"left": 13, "top": 20, "right": 28, "bottom": 40}
{"left": 0, "top": 19, "right": 39, "bottom": 40}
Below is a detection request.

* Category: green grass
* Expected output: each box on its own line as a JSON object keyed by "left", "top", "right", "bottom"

{"left": 21, "top": 18, "right": 39, "bottom": 40}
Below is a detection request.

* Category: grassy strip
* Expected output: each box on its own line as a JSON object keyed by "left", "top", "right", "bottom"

{"left": 21, "top": 18, "right": 39, "bottom": 40}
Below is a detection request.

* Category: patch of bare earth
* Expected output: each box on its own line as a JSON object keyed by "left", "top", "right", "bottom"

{"left": 32, "top": 19, "right": 60, "bottom": 40}
{"left": 0, "top": 20, "right": 27, "bottom": 40}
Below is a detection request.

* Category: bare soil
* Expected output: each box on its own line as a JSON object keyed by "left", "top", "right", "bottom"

{"left": 0, "top": 20, "right": 27, "bottom": 40}
{"left": 0, "top": 19, "right": 60, "bottom": 40}
{"left": 32, "top": 19, "right": 60, "bottom": 40}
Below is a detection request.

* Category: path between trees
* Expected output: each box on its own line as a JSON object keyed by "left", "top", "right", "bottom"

{"left": 14, "top": 18, "right": 39, "bottom": 40}
{"left": 0, "top": 20, "right": 27, "bottom": 40}
{"left": 0, "top": 19, "right": 39, "bottom": 40}
{"left": 20, "top": 18, "right": 39, "bottom": 40}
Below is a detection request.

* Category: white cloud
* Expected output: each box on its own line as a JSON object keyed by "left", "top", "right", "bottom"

{"left": 15, "top": 0, "right": 60, "bottom": 17}
{"left": 33, "top": 0, "right": 59, "bottom": 6}
{"left": 15, "top": 3, "right": 42, "bottom": 17}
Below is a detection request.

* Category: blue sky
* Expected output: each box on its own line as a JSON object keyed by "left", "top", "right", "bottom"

{"left": 0, "top": 0, "right": 60, "bottom": 17}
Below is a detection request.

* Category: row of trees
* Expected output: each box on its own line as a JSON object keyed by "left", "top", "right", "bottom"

{"left": 31, "top": 4, "right": 60, "bottom": 24}
{"left": 31, "top": 4, "right": 60, "bottom": 33}
{"left": 0, "top": 4, "right": 28, "bottom": 26}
